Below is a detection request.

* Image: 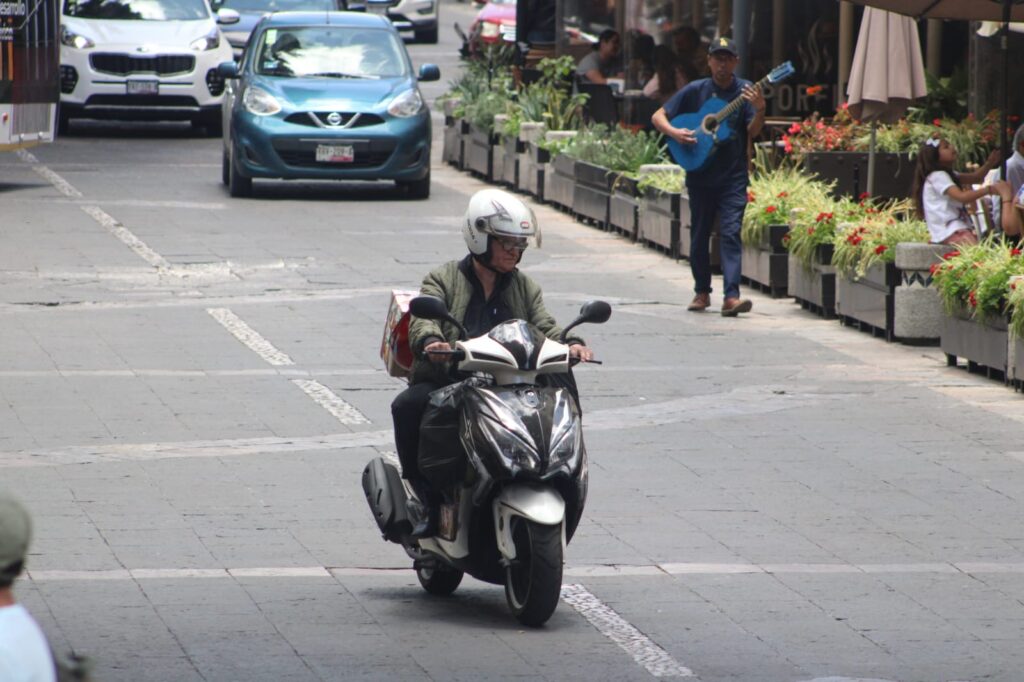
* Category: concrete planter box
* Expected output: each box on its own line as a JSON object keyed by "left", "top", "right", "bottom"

{"left": 547, "top": 153, "right": 576, "bottom": 213}
{"left": 465, "top": 124, "right": 496, "bottom": 181}
{"left": 442, "top": 116, "right": 465, "bottom": 169}
{"left": 1013, "top": 336, "right": 1024, "bottom": 390}
{"left": 893, "top": 242, "right": 947, "bottom": 344}
{"left": 492, "top": 133, "right": 521, "bottom": 188}
{"left": 519, "top": 142, "right": 549, "bottom": 199}
{"left": 638, "top": 186, "right": 682, "bottom": 256}
{"left": 740, "top": 223, "right": 789, "bottom": 297}
{"left": 837, "top": 262, "right": 899, "bottom": 341}
{"left": 804, "top": 151, "right": 914, "bottom": 201}
{"left": 788, "top": 244, "right": 836, "bottom": 318}
{"left": 942, "top": 310, "right": 1009, "bottom": 382}
{"left": 608, "top": 174, "right": 639, "bottom": 239}
{"left": 572, "top": 159, "right": 612, "bottom": 228}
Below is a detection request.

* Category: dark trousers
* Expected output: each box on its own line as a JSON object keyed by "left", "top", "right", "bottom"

{"left": 391, "top": 380, "right": 444, "bottom": 481}
{"left": 688, "top": 181, "right": 747, "bottom": 300}
{"left": 390, "top": 372, "right": 582, "bottom": 482}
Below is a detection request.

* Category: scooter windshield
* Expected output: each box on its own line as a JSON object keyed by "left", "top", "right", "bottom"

{"left": 487, "top": 320, "right": 549, "bottom": 370}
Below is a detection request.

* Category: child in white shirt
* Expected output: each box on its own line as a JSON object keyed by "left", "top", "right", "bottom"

{"left": 912, "top": 134, "right": 1019, "bottom": 245}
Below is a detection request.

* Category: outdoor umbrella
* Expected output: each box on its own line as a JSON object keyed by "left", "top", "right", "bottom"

{"left": 846, "top": 7, "right": 928, "bottom": 196}
{"left": 847, "top": 0, "right": 1024, "bottom": 176}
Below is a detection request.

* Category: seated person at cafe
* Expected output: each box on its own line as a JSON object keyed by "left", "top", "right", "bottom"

{"left": 576, "top": 29, "right": 623, "bottom": 85}
{"left": 1006, "top": 123, "right": 1024, "bottom": 197}
{"left": 671, "top": 26, "right": 704, "bottom": 80}
{"left": 643, "top": 44, "right": 689, "bottom": 104}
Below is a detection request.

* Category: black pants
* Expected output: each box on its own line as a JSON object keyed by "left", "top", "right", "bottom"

{"left": 390, "top": 372, "right": 582, "bottom": 482}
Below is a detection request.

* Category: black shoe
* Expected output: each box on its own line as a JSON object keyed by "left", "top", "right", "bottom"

{"left": 406, "top": 478, "right": 438, "bottom": 538}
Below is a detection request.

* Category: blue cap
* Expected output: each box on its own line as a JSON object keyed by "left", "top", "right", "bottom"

{"left": 709, "top": 36, "right": 738, "bottom": 56}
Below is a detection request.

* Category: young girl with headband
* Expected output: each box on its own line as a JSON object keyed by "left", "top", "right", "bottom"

{"left": 912, "top": 134, "right": 1020, "bottom": 245}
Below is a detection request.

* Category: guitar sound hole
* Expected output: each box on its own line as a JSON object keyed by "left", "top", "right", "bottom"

{"left": 703, "top": 117, "right": 719, "bottom": 133}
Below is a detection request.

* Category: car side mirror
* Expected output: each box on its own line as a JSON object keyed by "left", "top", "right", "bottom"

{"left": 410, "top": 296, "right": 468, "bottom": 339}
{"left": 418, "top": 64, "right": 440, "bottom": 82}
{"left": 216, "top": 7, "right": 240, "bottom": 24}
{"left": 559, "top": 300, "right": 611, "bottom": 342}
{"left": 217, "top": 60, "right": 240, "bottom": 79}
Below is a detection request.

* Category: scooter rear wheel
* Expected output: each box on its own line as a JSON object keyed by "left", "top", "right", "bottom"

{"left": 505, "top": 518, "right": 563, "bottom": 627}
{"left": 416, "top": 564, "right": 464, "bottom": 595}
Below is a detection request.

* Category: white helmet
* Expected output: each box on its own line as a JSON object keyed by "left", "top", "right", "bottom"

{"left": 463, "top": 189, "right": 541, "bottom": 256}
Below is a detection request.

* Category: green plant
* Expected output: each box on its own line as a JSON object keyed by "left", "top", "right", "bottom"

{"left": 931, "top": 241, "right": 1024, "bottom": 319}
{"left": 636, "top": 169, "right": 685, "bottom": 194}
{"left": 1008, "top": 276, "right": 1024, "bottom": 338}
{"left": 908, "top": 65, "right": 968, "bottom": 122}
{"left": 832, "top": 213, "right": 929, "bottom": 277}
{"left": 561, "top": 124, "right": 667, "bottom": 173}
{"left": 742, "top": 167, "right": 832, "bottom": 246}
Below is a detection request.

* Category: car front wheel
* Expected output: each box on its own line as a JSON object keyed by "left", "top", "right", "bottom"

{"left": 398, "top": 170, "right": 430, "bottom": 200}
{"left": 228, "top": 144, "right": 253, "bottom": 198}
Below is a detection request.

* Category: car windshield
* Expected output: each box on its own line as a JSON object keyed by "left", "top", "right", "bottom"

{"left": 218, "top": 0, "right": 332, "bottom": 12}
{"left": 254, "top": 27, "right": 407, "bottom": 79}
{"left": 64, "top": 0, "right": 209, "bottom": 20}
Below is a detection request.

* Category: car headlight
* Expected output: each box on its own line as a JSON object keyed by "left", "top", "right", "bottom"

{"left": 387, "top": 89, "right": 423, "bottom": 118}
{"left": 480, "top": 21, "right": 500, "bottom": 39}
{"left": 190, "top": 27, "right": 221, "bottom": 51}
{"left": 243, "top": 86, "right": 281, "bottom": 116}
{"left": 60, "top": 27, "right": 95, "bottom": 50}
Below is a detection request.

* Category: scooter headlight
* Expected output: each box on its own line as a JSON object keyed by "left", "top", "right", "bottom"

{"left": 470, "top": 411, "right": 540, "bottom": 476}
{"left": 547, "top": 417, "right": 582, "bottom": 474}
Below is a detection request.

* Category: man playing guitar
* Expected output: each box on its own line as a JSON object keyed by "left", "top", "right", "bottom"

{"left": 652, "top": 36, "right": 765, "bottom": 317}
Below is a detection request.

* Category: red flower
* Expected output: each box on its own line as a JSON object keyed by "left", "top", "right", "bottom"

{"left": 788, "top": 122, "right": 802, "bottom": 134}
{"left": 874, "top": 244, "right": 887, "bottom": 255}
{"left": 969, "top": 291, "right": 978, "bottom": 307}
{"left": 815, "top": 212, "right": 834, "bottom": 223}
{"left": 942, "top": 251, "right": 960, "bottom": 260}
{"left": 777, "top": 191, "right": 788, "bottom": 198}
{"left": 859, "top": 192, "right": 870, "bottom": 200}
{"left": 747, "top": 191, "right": 756, "bottom": 203}
{"left": 807, "top": 227, "right": 815, "bottom": 235}
{"left": 930, "top": 263, "right": 940, "bottom": 275}
{"left": 806, "top": 85, "right": 824, "bottom": 96}
{"left": 850, "top": 235, "right": 863, "bottom": 245}
{"left": 765, "top": 205, "right": 778, "bottom": 214}
{"left": 782, "top": 233, "right": 791, "bottom": 243}
{"left": 933, "top": 118, "right": 942, "bottom": 127}
{"left": 1012, "top": 248, "right": 1022, "bottom": 256}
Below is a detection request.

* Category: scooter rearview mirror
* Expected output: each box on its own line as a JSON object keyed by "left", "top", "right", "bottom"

{"left": 560, "top": 300, "right": 611, "bottom": 342}
{"left": 410, "top": 296, "right": 469, "bottom": 340}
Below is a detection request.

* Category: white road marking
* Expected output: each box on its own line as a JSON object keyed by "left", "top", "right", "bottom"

{"left": 81, "top": 205, "right": 171, "bottom": 270}
{"left": 0, "top": 431, "right": 392, "bottom": 467}
{"left": 292, "top": 379, "right": 372, "bottom": 425}
{"left": 27, "top": 561, "right": 1024, "bottom": 583}
{"left": 0, "top": 368, "right": 386, "bottom": 378}
{"left": 207, "top": 308, "right": 295, "bottom": 366}
{"left": 16, "top": 149, "right": 84, "bottom": 198}
{"left": 561, "top": 583, "right": 694, "bottom": 678}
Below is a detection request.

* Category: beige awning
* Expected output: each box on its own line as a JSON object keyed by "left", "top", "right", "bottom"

{"left": 846, "top": 0, "right": 1024, "bottom": 21}
{"left": 846, "top": 8, "right": 928, "bottom": 123}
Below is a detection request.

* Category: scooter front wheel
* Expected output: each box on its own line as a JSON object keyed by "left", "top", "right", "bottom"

{"left": 416, "top": 564, "right": 464, "bottom": 595}
{"left": 505, "top": 518, "right": 563, "bottom": 627}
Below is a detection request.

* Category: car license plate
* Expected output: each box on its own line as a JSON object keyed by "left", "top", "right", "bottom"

{"left": 126, "top": 80, "right": 159, "bottom": 96}
{"left": 316, "top": 144, "right": 354, "bottom": 163}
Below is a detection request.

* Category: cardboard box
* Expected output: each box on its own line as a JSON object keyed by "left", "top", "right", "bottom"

{"left": 381, "top": 290, "right": 419, "bottom": 378}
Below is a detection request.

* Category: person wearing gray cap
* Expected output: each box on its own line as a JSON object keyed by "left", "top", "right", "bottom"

{"left": 0, "top": 491, "right": 57, "bottom": 682}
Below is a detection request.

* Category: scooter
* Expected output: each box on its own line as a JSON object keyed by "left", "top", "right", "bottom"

{"left": 362, "top": 296, "right": 610, "bottom": 626}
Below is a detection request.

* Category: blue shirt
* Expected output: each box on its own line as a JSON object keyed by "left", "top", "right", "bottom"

{"left": 663, "top": 76, "right": 754, "bottom": 188}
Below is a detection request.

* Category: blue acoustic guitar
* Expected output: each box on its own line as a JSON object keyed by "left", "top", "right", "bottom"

{"left": 666, "top": 61, "right": 796, "bottom": 173}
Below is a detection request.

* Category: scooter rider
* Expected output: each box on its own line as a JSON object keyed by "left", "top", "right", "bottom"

{"left": 390, "top": 189, "right": 595, "bottom": 533}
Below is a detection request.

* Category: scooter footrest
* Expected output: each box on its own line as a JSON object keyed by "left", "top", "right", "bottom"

{"left": 361, "top": 458, "right": 412, "bottom": 543}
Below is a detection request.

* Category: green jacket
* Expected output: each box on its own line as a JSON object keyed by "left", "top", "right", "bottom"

{"left": 408, "top": 259, "right": 584, "bottom": 385}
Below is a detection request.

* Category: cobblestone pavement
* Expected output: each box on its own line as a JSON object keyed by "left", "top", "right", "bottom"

{"left": 2, "top": 10, "right": 1024, "bottom": 680}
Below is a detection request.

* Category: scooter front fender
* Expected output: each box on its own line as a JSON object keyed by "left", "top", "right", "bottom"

{"left": 493, "top": 484, "right": 565, "bottom": 561}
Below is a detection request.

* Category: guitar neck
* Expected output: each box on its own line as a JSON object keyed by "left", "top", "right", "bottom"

{"left": 714, "top": 74, "right": 769, "bottom": 124}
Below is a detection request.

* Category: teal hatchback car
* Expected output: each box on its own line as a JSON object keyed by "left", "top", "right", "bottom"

{"left": 217, "top": 12, "right": 439, "bottom": 198}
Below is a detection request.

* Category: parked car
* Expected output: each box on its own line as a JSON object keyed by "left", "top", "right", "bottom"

{"left": 218, "top": 12, "right": 439, "bottom": 198}
{"left": 466, "top": 0, "right": 515, "bottom": 55}
{"left": 365, "top": 0, "right": 438, "bottom": 44}
{"left": 212, "top": 0, "right": 348, "bottom": 59}
{"left": 59, "top": 0, "right": 239, "bottom": 134}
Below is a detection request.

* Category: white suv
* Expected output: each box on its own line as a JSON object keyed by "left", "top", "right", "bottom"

{"left": 59, "top": 0, "right": 238, "bottom": 134}
{"left": 366, "top": 0, "right": 438, "bottom": 44}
